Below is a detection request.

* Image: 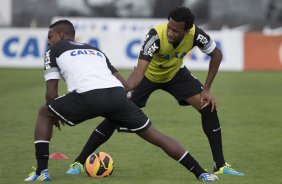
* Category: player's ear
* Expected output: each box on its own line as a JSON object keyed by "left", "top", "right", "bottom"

{"left": 60, "top": 32, "right": 64, "bottom": 40}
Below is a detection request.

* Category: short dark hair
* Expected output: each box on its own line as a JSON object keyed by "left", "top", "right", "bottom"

{"left": 49, "top": 20, "right": 75, "bottom": 38}
{"left": 168, "top": 7, "right": 195, "bottom": 30}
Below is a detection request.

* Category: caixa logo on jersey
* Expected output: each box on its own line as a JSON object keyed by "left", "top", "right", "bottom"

{"left": 70, "top": 49, "right": 104, "bottom": 57}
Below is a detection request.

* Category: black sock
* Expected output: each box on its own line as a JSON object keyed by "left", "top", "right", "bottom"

{"left": 200, "top": 105, "right": 225, "bottom": 169}
{"left": 75, "top": 119, "right": 115, "bottom": 164}
{"left": 35, "top": 141, "right": 49, "bottom": 175}
{"left": 207, "top": 130, "right": 225, "bottom": 169}
{"left": 179, "top": 151, "right": 206, "bottom": 178}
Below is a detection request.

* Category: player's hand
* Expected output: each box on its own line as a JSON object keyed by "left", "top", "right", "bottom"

{"left": 53, "top": 120, "right": 65, "bottom": 131}
{"left": 200, "top": 88, "right": 217, "bottom": 112}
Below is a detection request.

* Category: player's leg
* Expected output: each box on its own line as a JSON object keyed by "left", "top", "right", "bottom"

{"left": 178, "top": 67, "right": 227, "bottom": 169}
{"left": 26, "top": 91, "right": 99, "bottom": 181}
{"left": 185, "top": 94, "right": 225, "bottom": 168}
{"left": 164, "top": 67, "right": 226, "bottom": 167}
{"left": 137, "top": 125, "right": 218, "bottom": 182}
{"left": 76, "top": 119, "right": 115, "bottom": 164}
{"left": 66, "top": 77, "right": 159, "bottom": 174}
{"left": 109, "top": 88, "right": 217, "bottom": 182}
{"left": 66, "top": 119, "right": 115, "bottom": 174}
{"left": 184, "top": 79, "right": 244, "bottom": 176}
{"left": 163, "top": 67, "right": 244, "bottom": 176}
{"left": 130, "top": 76, "right": 160, "bottom": 107}
{"left": 25, "top": 105, "right": 55, "bottom": 182}
{"left": 163, "top": 67, "right": 225, "bottom": 167}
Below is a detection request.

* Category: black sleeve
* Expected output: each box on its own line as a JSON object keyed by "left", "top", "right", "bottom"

{"left": 193, "top": 26, "right": 212, "bottom": 48}
{"left": 44, "top": 41, "right": 72, "bottom": 70}
{"left": 138, "top": 28, "right": 160, "bottom": 62}
{"left": 105, "top": 56, "right": 118, "bottom": 74}
{"left": 44, "top": 45, "right": 58, "bottom": 70}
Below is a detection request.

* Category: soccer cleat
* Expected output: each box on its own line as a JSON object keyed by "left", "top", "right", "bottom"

{"left": 66, "top": 162, "right": 84, "bottom": 174}
{"left": 214, "top": 163, "right": 245, "bottom": 176}
{"left": 198, "top": 173, "right": 219, "bottom": 182}
{"left": 24, "top": 167, "right": 50, "bottom": 182}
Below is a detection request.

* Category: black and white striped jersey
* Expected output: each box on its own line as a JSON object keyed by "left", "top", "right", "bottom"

{"left": 44, "top": 40, "right": 123, "bottom": 93}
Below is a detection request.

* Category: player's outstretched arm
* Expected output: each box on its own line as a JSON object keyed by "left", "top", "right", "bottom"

{"left": 126, "top": 59, "right": 150, "bottom": 91}
{"left": 113, "top": 72, "right": 130, "bottom": 91}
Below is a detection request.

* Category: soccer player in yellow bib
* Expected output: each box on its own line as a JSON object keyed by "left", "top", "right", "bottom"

{"left": 66, "top": 7, "right": 244, "bottom": 176}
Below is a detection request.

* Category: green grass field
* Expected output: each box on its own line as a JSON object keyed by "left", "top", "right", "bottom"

{"left": 0, "top": 69, "right": 282, "bottom": 184}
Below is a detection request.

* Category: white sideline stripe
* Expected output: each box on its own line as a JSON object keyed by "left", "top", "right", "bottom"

{"left": 119, "top": 119, "right": 150, "bottom": 132}
{"left": 34, "top": 140, "right": 49, "bottom": 144}
{"left": 178, "top": 151, "right": 188, "bottom": 162}
{"left": 48, "top": 105, "right": 75, "bottom": 126}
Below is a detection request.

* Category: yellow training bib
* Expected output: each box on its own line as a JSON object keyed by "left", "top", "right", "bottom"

{"left": 145, "top": 23, "right": 195, "bottom": 83}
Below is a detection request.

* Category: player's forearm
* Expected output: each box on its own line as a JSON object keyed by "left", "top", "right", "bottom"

{"left": 45, "top": 79, "right": 59, "bottom": 104}
{"left": 204, "top": 48, "right": 222, "bottom": 89}
{"left": 113, "top": 72, "right": 130, "bottom": 91}
{"left": 45, "top": 92, "right": 58, "bottom": 105}
{"left": 126, "top": 59, "right": 149, "bottom": 91}
{"left": 204, "top": 61, "right": 220, "bottom": 89}
{"left": 126, "top": 69, "right": 144, "bottom": 91}
{"left": 45, "top": 89, "right": 58, "bottom": 101}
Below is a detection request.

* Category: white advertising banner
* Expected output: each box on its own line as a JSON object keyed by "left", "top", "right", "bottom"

{"left": 0, "top": 28, "right": 47, "bottom": 68}
{"left": 0, "top": 18, "right": 244, "bottom": 71}
{"left": 52, "top": 17, "right": 166, "bottom": 33}
{"left": 183, "top": 31, "right": 244, "bottom": 71}
{"left": 53, "top": 17, "right": 244, "bottom": 71}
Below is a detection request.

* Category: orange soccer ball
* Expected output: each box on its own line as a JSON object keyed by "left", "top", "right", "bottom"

{"left": 85, "top": 152, "right": 114, "bottom": 178}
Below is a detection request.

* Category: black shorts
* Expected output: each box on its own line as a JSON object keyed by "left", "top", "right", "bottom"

{"left": 131, "top": 67, "right": 203, "bottom": 107}
{"left": 48, "top": 87, "right": 151, "bottom": 132}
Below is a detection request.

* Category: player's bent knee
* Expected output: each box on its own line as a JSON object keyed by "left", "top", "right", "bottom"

{"left": 199, "top": 104, "right": 216, "bottom": 115}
